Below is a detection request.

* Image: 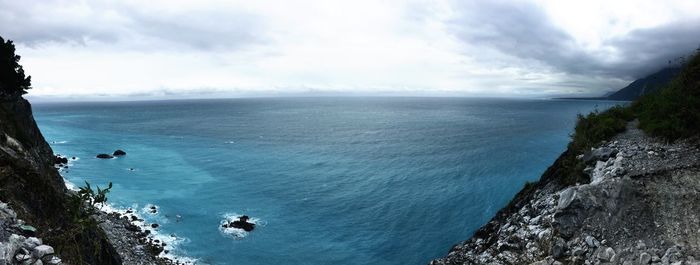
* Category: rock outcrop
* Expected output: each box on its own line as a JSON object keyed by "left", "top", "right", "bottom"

{"left": 0, "top": 98, "right": 121, "bottom": 264}
{"left": 432, "top": 122, "right": 700, "bottom": 265}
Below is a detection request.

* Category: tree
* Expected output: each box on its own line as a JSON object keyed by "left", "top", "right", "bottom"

{"left": 0, "top": 36, "right": 32, "bottom": 99}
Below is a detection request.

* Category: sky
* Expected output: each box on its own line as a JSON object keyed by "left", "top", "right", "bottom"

{"left": 1, "top": 0, "right": 699, "bottom": 100}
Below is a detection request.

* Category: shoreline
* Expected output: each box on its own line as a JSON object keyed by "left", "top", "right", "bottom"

{"left": 56, "top": 158, "right": 198, "bottom": 264}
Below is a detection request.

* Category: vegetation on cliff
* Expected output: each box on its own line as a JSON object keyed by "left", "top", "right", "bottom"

{"left": 0, "top": 37, "right": 31, "bottom": 99}
{"left": 0, "top": 35, "right": 121, "bottom": 264}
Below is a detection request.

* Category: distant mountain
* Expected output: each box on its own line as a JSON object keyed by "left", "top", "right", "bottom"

{"left": 606, "top": 67, "right": 681, "bottom": 101}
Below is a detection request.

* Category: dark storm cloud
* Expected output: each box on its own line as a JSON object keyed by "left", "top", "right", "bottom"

{"left": 448, "top": 1, "right": 700, "bottom": 79}
{"left": 0, "top": 1, "right": 263, "bottom": 50}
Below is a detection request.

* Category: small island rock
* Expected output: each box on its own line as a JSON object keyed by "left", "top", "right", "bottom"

{"left": 113, "top": 149, "right": 127, "bottom": 156}
{"left": 96, "top": 154, "right": 114, "bottom": 159}
{"left": 222, "top": 215, "right": 256, "bottom": 232}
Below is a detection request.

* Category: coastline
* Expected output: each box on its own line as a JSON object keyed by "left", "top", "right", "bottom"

{"left": 431, "top": 122, "right": 700, "bottom": 264}
{"left": 57, "top": 164, "right": 197, "bottom": 264}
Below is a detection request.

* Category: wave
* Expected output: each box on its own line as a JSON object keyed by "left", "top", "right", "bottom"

{"left": 58, "top": 156, "right": 199, "bottom": 264}
{"left": 102, "top": 204, "right": 198, "bottom": 264}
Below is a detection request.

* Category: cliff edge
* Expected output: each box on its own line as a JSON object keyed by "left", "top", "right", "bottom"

{"left": 431, "top": 122, "right": 700, "bottom": 264}
{"left": 432, "top": 50, "right": 700, "bottom": 265}
{"left": 0, "top": 97, "right": 122, "bottom": 264}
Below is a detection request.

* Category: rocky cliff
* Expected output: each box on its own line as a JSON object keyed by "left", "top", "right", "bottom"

{"left": 0, "top": 97, "right": 122, "bottom": 264}
{"left": 431, "top": 121, "right": 700, "bottom": 265}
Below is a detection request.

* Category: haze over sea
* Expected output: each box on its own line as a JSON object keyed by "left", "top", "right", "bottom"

{"left": 32, "top": 97, "right": 619, "bottom": 265}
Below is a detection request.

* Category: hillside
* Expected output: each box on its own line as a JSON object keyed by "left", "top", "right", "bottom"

{"left": 607, "top": 67, "right": 681, "bottom": 101}
{"left": 432, "top": 52, "right": 700, "bottom": 264}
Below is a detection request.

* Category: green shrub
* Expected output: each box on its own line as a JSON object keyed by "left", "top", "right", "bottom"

{"left": 558, "top": 105, "right": 634, "bottom": 185}
{"left": 634, "top": 51, "right": 700, "bottom": 140}
{"left": 68, "top": 181, "right": 113, "bottom": 228}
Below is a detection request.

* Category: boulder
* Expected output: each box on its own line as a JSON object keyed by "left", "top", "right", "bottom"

{"left": 556, "top": 187, "right": 577, "bottom": 211}
{"left": 96, "top": 154, "right": 114, "bottom": 159}
{"left": 32, "top": 245, "right": 54, "bottom": 260}
{"left": 597, "top": 247, "right": 615, "bottom": 262}
{"left": 585, "top": 236, "right": 599, "bottom": 248}
{"left": 550, "top": 237, "right": 566, "bottom": 259}
{"left": 22, "top": 237, "right": 42, "bottom": 249}
{"left": 583, "top": 147, "right": 618, "bottom": 164}
{"left": 113, "top": 149, "right": 126, "bottom": 156}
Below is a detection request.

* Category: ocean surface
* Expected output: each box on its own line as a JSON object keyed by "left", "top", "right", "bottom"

{"left": 32, "top": 97, "right": 620, "bottom": 265}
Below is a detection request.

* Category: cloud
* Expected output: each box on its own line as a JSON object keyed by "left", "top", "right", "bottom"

{"left": 1, "top": 0, "right": 699, "bottom": 98}
{"left": 446, "top": 0, "right": 700, "bottom": 81}
{"left": 0, "top": 1, "right": 264, "bottom": 51}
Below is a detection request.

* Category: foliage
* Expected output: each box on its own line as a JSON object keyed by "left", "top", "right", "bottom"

{"left": 558, "top": 105, "right": 634, "bottom": 185}
{"left": 555, "top": 48, "right": 700, "bottom": 185}
{"left": 633, "top": 50, "right": 700, "bottom": 140}
{"left": 0, "top": 36, "right": 32, "bottom": 99}
{"left": 68, "top": 181, "right": 113, "bottom": 228}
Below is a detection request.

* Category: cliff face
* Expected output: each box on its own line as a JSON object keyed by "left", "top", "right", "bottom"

{"left": 431, "top": 122, "right": 700, "bottom": 264}
{"left": 0, "top": 97, "right": 122, "bottom": 264}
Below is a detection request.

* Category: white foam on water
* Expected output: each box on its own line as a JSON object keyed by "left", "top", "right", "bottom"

{"left": 103, "top": 204, "right": 199, "bottom": 264}
{"left": 56, "top": 155, "right": 200, "bottom": 264}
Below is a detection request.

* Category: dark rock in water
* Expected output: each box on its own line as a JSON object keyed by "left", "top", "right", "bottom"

{"left": 113, "top": 149, "right": 127, "bottom": 156}
{"left": 96, "top": 153, "right": 114, "bottom": 159}
{"left": 130, "top": 216, "right": 138, "bottom": 221}
{"left": 146, "top": 244, "right": 164, "bottom": 256}
{"left": 227, "top": 215, "right": 256, "bottom": 232}
{"left": 151, "top": 223, "right": 159, "bottom": 228}
{"left": 125, "top": 224, "right": 140, "bottom": 232}
{"left": 54, "top": 155, "right": 68, "bottom": 165}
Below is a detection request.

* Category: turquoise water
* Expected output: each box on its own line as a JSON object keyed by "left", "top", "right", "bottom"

{"left": 32, "top": 97, "right": 619, "bottom": 264}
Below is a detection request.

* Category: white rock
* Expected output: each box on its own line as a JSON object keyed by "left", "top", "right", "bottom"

{"left": 557, "top": 187, "right": 577, "bottom": 210}
{"left": 32, "top": 245, "right": 54, "bottom": 260}
{"left": 46, "top": 256, "right": 62, "bottom": 265}
{"left": 585, "top": 235, "right": 599, "bottom": 248}
{"left": 597, "top": 247, "right": 615, "bottom": 261}
{"left": 23, "top": 237, "right": 42, "bottom": 249}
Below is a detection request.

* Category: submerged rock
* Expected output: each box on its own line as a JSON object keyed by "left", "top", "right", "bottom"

{"left": 96, "top": 154, "right": 114, "bottom": 159}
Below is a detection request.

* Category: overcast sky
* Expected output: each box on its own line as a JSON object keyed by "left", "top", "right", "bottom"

{"left": 1, "top": 0, "right": 699, "bottom": 100}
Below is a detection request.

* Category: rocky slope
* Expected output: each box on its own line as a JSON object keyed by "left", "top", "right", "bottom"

{"left": 432, "top": 121, "right": 700, "bottom": 265}
{"left": 0, "top": 97, "right": 122, "bottom": 264}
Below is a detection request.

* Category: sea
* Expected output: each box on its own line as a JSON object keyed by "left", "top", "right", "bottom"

{"left": 31, "top": 97, "right": 621, "bottom": 265}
